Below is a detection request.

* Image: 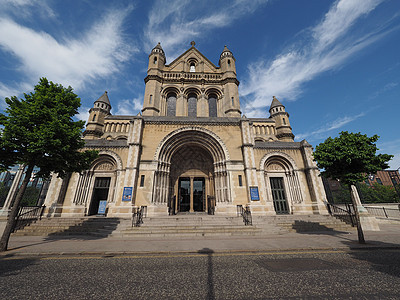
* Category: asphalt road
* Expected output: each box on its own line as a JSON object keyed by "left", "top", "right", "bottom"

{"left": 1, "top": 249, "right": 400, "bottom": 299}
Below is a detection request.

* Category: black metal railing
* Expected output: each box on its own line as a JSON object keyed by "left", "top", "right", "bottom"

{"left": 132, "top": 206, "right": 147, "bottom": 227}
{"left": 237, "top": 205, "right": 252, "bottom": 226}
{"left": 326, "top": 202, "right": 356, "bottom": 226}
{"left": 365, "top": 206, "right": 400, "bottom": 219}
{"left": 12, "top": 205, "right": 46, "bottom": 232}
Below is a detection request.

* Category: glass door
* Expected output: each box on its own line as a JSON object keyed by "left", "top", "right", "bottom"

{"left": 178, "top": 177, "right": 190, "bottom": 212}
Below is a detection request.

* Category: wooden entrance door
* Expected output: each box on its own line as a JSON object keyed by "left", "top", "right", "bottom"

{"left": 270, "top": 177, "right": 289, "bottom": 214}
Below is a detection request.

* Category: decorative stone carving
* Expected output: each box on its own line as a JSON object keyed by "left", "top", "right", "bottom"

{"left": 267, "top": 163, "right": 283, "bottom": 171}
{"left": 95, "top": 162, "right": 115, "bottom": 171}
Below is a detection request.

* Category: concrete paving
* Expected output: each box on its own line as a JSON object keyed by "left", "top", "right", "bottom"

{"left": 1, "top": 223, "right": 399, "bottom": 257}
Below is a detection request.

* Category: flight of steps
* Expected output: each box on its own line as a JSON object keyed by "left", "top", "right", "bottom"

{"left": 265, "top": 215, "right": 356, "bottom": 232}
{"left": 11, "top": 214, "right": 354, "bottom": 238}
{"left": 12, "top": 217, "right": 120, "bottom": 237}
{"left": 112, "top": 214, "right": 264, "bottom": 238}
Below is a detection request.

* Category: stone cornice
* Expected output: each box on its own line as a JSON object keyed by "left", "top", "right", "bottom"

{"left": 84, "top": 139, "right": 129, "bottom": 148}
{"left": 144, "top": 74, "right": 239, "bottom": 86}
{"left": 142, "top": 116, "right": 241, "bottom": 126}
{"left": 254, "top": 141, "right": 300, "bottom": 149}
{"left": 276, "top": 132, "right": 295, "bottom": 139}
{"left": 271, "top": 111, "right": 290, "bottom": 118}
{"left": 82, "top": 130, "right": 103, "bottom": 137}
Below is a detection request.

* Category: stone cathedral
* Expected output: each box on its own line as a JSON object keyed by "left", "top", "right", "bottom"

{"left": 43, "top": 42, "right": 328, "bottom": 218}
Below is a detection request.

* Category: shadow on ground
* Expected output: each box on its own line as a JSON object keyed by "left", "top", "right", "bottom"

{"left": 43, "top": 217, "right": 120, "bottom": 240}
{"left": 291, "top": 220, "right": 353, "bottom": 235}
{"left": 342, "top": 240, "right": 400, "bottom": 278}
{"left": 198, "top": 248, "right": 215, "bottom": 300}
{"left": 0, "top": 253, "right": 39, "bottom": 277}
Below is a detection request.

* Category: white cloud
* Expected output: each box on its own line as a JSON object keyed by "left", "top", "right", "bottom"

{"left": 0, "top": 0, "right": 56, "bottom": 19}
{"left": 240, "top": 0, "right": 388, "bottom": 115}
{"left": 295, "top": 112, "right": 366, "bottom": 141}
{"left": 76, "top": 106, "right": 91, "bottom": 123}
{"left": 145, "top": 0, "right": 269, "bottom": 58}
{"left": 114, "top": 97, "right": 143, "bottom": 115}
{"left": 378, "top": 139, "right": 400, "bottom": 169}
{"left": 0, "top": 7, "right": 136, "bottom": 94}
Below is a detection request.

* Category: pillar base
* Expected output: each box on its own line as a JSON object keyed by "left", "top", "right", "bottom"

{"left": 359, "top": 213, "right": 380, "bottom": 231}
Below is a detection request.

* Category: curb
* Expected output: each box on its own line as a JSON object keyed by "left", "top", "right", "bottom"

{"left": 2, "top": 245, "right": 400, "bottom": 258}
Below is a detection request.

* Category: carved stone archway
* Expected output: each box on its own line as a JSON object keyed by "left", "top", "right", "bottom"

{"left": 153, "top": 127, "right": 230, "bottom": 206}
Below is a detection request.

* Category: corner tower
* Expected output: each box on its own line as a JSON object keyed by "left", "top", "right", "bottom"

{"left": 219, "top": 46, "right": 241, "bottom": 117}
{"left": 142, "top": 43, "right": 166, "bottom": 116}
{"left": 269, "top": 96, "right": 294, "bottom": 142}
{"left": 83, "top": 91, "right": 111, "bottom": 139}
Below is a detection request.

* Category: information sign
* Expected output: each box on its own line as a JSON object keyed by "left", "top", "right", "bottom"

{"left": 98, "top": 200, "right": 107, "bottom": 215}
{"left": 122, "top": 187, "right": 133, "bottom": 202}
{"left": 250, "top": 186, "right": 260, "bottom": 201}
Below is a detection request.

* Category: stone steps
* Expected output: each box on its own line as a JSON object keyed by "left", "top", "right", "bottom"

{"left": 12, "top": 217, "right": 120, "bottom": 237}
{"left": 11, "top": 214, "right": 355, "bottom": 237}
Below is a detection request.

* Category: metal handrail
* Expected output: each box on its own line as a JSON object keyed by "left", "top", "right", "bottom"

{"left": 365, "top": 206, "right": 400, "bottom": 219}
{"left": 237, "top": 205, "right": 252, "bottom": 226}
{"left": 326, "top": 202, "right": 356, "bottom": 226}
{"left": 13, "top": 205, "right": 46, "bottom": 232}
{"left": 132, "top": 206, "right": 146, "bottom": 227}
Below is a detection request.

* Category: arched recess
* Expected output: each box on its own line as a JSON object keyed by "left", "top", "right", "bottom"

{"left": 73, "top": 151, "right": 122, "bottom": 215}
{"left": 184, "top": 87, "right": 201, "bottom": 117}
{"left": 162, "top": 86, "right": 180, "bottom": 117}
{"left": 260, "top": 152, "right": 303, "bottom": 214}
{"left": 153, "top": 127, "right": 231, "bottom": 207}
{"left": 205, "top": 88, "right": 222, "bottom": 117}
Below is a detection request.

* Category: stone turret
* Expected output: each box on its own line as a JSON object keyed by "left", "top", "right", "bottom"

{"left": 269, "top": 96, "right": 294, "bottom": 141}
{"left": 143, "top": 42, "right": 166, "bottom": 116}
{"left": 219, "top": 46, "right": 240, "bottom": 117}
{"left": 83, "top": 91, "right": 111, "bottom": 139}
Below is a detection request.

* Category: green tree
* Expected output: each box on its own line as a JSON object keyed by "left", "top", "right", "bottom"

{"left": 314, "top": 131, "right": 392, "bottom": 243}
{"left": 357, "top": 183, "right": 398, "bottom": 203}
{"left": 0, "top": 78, "right": 98, "bottom": 251}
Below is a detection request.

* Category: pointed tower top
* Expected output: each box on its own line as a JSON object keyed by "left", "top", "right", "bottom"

{"left": 219, "top": 45, "right": 235, "bottom": 64}
{"left": 270, "top": 96, "right": 284, "bottom": 109}
{"left": 95, "top": 91, "right": 111, "bottom": 107}
{"left": 151, "top": 42, "right": 165, "bottom": 57}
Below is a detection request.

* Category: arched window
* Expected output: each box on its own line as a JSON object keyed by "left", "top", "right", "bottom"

{"left": 154, "top": 57, "right": 157, "bottom": 64}
{"left": 188, "top": 93, "right": 197, "bottom": 117}
{"left": 208, "top": 94, "right": 217, "bottom": 117}
{"left": 166, "top": 92, "right": 176, "bottom": 116}
{"left": 92, "top": 114, "right": 97, "bottom": 122}
{"left": 228, "top": 59, "right": 231, "bottom": 66}
{"left": 283, "top": 118, "right": 286, "bottom": 125}
{"left": 190, "top": 62, "right": 196, "bottom": 72}
{"left": 149, "top": 94, "right": 153, "bottom": 104}
{"left": 231, "top": 97, "right": 234, "bottom": 106}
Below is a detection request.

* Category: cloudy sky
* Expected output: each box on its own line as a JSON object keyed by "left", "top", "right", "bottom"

{"left": 0, "top": 0, "right": 399, "bottom": 168}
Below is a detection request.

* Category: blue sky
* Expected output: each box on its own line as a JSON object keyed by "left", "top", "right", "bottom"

{"left": 0, "top": 0, "right": 399, "bottom": 169}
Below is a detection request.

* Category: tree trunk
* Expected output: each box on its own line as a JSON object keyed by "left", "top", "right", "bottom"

{"left": 350, "top": 184, "right": 365, "bottom": 244}
{"left": 0, "top": 164, "right": 34, "bottom": 252}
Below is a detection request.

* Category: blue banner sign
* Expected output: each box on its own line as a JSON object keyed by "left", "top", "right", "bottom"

{"left": 98, "top": 200, "right": 107, "bottom": 215}
{"left": 122, "top": 187, "right": 133, "bottom": 202}
{"left": 250, "top": 186, "right": 260, "bottom": 201}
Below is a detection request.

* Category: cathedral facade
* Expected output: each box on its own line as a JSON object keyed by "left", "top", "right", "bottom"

{"left": 43, "top": 42, "right": 328, "bottom": 218}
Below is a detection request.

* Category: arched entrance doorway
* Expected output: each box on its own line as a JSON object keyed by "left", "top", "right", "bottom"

{"left": 152, "top": 128, "right": 230, "bottom": 214}
{"left": 262, "top": 152, "right": 303, "bottom": 215}
{"left": 73, "top": 153, "right": 119, "bottom": 216}
{"left": 170, "top": 145, "right": 214, "bottom": 212}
